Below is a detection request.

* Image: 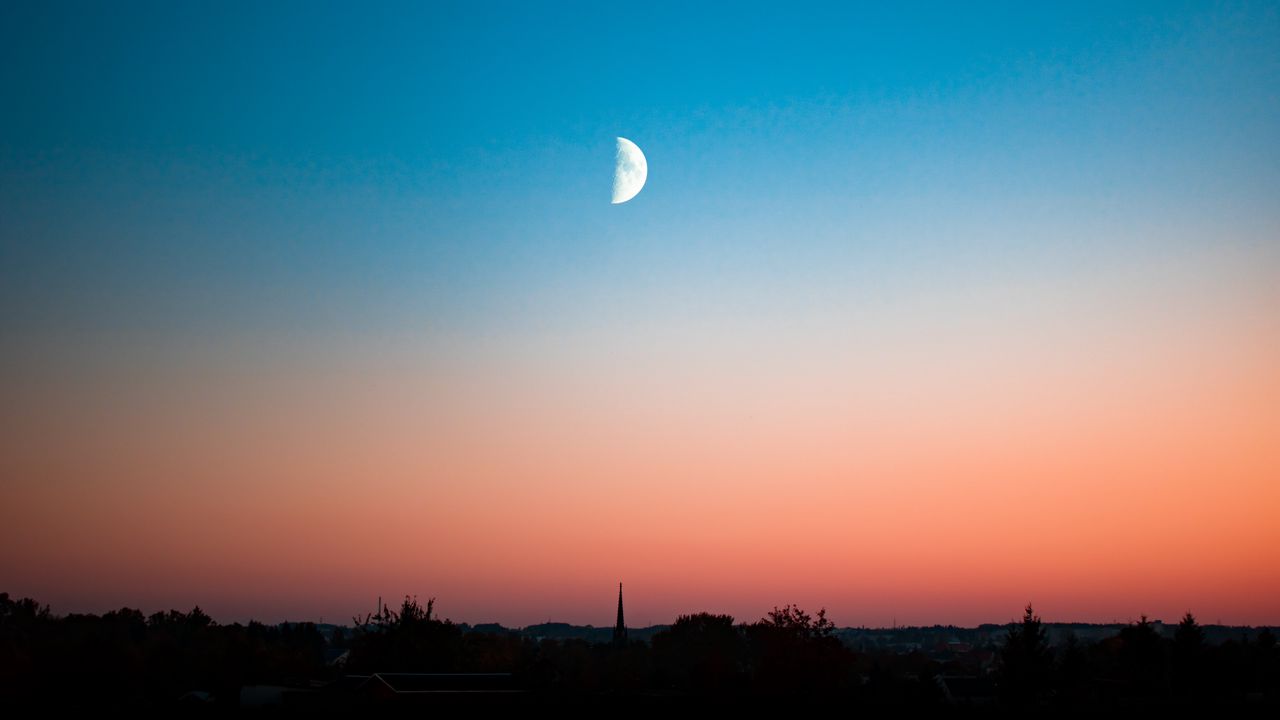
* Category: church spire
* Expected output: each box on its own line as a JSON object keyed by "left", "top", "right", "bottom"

{"left": 613, "top": 582, "right": 627, "bottom": 646}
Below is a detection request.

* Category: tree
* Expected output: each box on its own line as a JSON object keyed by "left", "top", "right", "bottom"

{"left": 651, "top": 612, "right": 744, "bottom": 692}
{"left": 394, "top": 596, "right": 435, "bottom": 626}
{"left": 347, "top": 595, "right": 462, "bottom": 672}
{"left": 0, "top": 593, "right": 53, "bottom": 625}
{"left": 1173, "top": 611, "right": 1205, "bottom": 698}
{"left": 998, "top": 603, "right": 1053, "bottom": 707}
{"left": 761, "top": 604, "right": 835, "bottom": 639}
{"left": 1118, "top": 614, "right": 1167, "bottom": 697}
{"left": 1175, "top": 612, "right": 1204, "bottom": 653}
{"left": 742, "top": 604, "right": 850, "bottom": 694}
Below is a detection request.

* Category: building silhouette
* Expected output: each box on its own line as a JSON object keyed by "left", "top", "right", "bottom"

{"left": 613, "top": 582, "right": 627, "bottom": 646}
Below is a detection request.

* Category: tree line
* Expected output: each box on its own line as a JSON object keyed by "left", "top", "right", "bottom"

{"left": 1, "top": 592, "right": 1276, "bottom": 709}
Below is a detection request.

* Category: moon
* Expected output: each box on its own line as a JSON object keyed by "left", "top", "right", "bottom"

{"left": 612, "top": 137, "right": 647, "bottom": 204}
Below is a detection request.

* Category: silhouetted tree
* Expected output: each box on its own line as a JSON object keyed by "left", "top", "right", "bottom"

{"left": 997, "top": 603, "right": 1053, "bottom": 707}
{"left": 1174, "top": 612, "right": 1204, "bottom": 649}
{"left": 347, "top": 595, "right": 463, "bottom": 672}
{"left": 761, "top": 604, "right": 836, "bottom": 638}
{"left": 742, "top": 604, "right": 851, "bottom": 696}
{"left": 1117, "top": 614, "right": 1167, "bottom": 699}
{"left": 650, "top": 612, "right": 744, "bottom": 693}
{"left": 1173, "top": 611, "right": 1206, "bottom": 700}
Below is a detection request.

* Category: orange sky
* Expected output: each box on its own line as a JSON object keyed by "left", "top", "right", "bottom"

{"left": 2, "top": 241, "right": 1277, "bottom": 627}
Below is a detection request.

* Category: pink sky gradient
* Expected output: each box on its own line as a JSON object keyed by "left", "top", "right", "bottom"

{"left": 2, "top": 242, "right": 1277, "bottom": 627}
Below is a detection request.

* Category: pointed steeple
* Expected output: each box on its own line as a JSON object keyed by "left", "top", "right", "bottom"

{"left": 613, "top": 582, "right": 627, "bottom": 646}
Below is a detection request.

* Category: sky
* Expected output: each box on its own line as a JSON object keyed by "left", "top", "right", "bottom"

{"left": 1, "top": 1, "right": 1278, "bottom": 627}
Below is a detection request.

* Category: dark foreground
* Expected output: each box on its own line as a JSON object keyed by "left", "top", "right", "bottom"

{"left": 2, "top": 594, "right": 1276, "bottom": 710}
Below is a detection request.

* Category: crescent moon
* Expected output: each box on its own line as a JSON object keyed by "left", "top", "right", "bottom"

{"left": 612, "top": 137, "right": 647, "bottom": 204}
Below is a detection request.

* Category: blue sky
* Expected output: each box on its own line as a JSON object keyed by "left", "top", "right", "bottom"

{"left": 3, "top": 1, "right": 1277, "bottom": 346}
